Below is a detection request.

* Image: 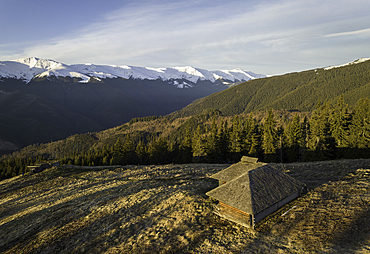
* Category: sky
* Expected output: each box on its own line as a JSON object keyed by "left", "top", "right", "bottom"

{"left": 1, "top": 0, "right": 370, "bottom": 75}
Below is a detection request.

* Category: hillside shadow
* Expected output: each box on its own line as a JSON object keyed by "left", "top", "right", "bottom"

{"left": 331, "top": 207, "right": 370, "bottom": 251}
{"left": 0, "top": 176, "right": 115, "bottom": 220}
{"left": 0, "top": 173, "right": 220, "bottom": 254}
{"left": 64, "top": 178, "right": 220, "bottom": 254}
{"left": 271, "top": 158, "right": 370, "bottom": 189}
{"left": 0, "top": 181, "right": 128, "bottom": 252}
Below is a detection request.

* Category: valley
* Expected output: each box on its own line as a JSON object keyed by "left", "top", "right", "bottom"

{"left": 0, "top": 57, "right": 264, "bottom": 152}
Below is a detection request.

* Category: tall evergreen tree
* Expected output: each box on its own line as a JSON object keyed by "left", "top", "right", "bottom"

{"left": 205, "top": 118, "right": 221, "bottom": 162}
{"left": 330, "top": 96, "right": 350, "bottom": 148}
{"left": 285, "top": 114, "right": 303, "bottom": 162}
{"left": 178, "top": 126, "right": 193, "bottom": 163}
{"left": 217, "top": 118, "right": 229, "bottom": 162}
{"left": 307, "top": 102, "right": 335, "bottom": 160}
{"left": 301, "top": 115, "right": 310, "bottom": 150}
{"left": 349, "top": 98, "right": 370, "bottom": 149}
{"left": 192, "top": 125, "right": 206, "bottom": 161}
{"left": 122, "top": 133, "right": 136, "bottom": 164}
{"left": 111, "top": 138, "right": 124, "bottom": 165}
{"left": 229, "top": 116, "right": 244, "bottom": 160}
{"left": 135, "top": 139, "right": 148, "bottom": 164}
{"left": 249, "top": 121, "right": 262, "bottom": 159}
{"left": 262, "top": 109, "right": 278, "bottom": 162}
{"left": 276, "top": 125, "right": 285, "bottom": 163}
{"left": 148, "top": 137, "right": 169, "bottom": 164}
{"left": 244, "top": 114, "right": 254, "bottom": 154}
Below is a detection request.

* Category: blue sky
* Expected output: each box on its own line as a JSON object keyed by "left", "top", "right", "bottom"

{"left": 1, "top": 0, "right": 370, "bottom": 75}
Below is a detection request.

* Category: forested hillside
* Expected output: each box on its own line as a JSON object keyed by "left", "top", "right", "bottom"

{"left": 171, "top": 58, "right": 370, "bottom": 117}
{"left": 2, "top": 96, "right": 370, "bottom": 180}
{"left": 0, "top": 77, "right": 228, "bottom": 153}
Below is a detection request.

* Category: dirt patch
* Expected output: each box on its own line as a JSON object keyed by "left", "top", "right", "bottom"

{"left": 1, "top": 160, "right": 370, "bottom": 253}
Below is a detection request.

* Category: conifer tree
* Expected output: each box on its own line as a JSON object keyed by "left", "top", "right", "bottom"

{"left": 111, "top": 138, "right": 124, "bottom": 165}
{"left": 148, "top": 137, "right": 169, "bottom": 164}
{"left": 262, "top": 109, "right": 278, "bottom": 162}
{"left": 301, "top": 115, "right": 310, "bottom": 149}
{"left": 274, "top": 125, "right": 284, "bottom": 163}
{"left": 205, "top": 118, "right": 220, "bottom": 162}
{"left": 249, "top": 121, "right": 262, "bottom": 159}
{"left": 349, "top": 98, "right": 370, "bottom": 149}
{"left": 192, "top": 125, "right": 206, "bottom": 161}
{"left": 285, "top": 114, "right": 303, "bottom": 162}
{"left": 229, "top": 116, "right": 244, "bottom": 159}
{"left": 330, "top": 96, "right": 350, "bottom": 148}
{"left": 217, "top": 118, "right": 229, "bottom": 162}
{"left": 122, "top": 133, "right": 136, "bottom": 164}
{"left": 178, "top": 126, "right": 193, "bottom": 163}
{"left": 135, "top": 139, "right": 148, "bottom": 164}
{"left": 307, "top": 101, "right": 335, "bottom": 160}
{"left": 244, "top": 114, "right": 254, "bottom": 154}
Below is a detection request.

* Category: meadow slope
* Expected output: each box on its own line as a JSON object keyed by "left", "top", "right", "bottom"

{"left": 1, "top": 159, "right": 370, "bottom": 253}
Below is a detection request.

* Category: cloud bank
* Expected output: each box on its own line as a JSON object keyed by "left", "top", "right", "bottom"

{"left": 2, "top": 0, "right": 370, "bottom": 74}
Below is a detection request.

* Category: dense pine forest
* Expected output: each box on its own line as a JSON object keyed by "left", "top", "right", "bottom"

{"left": 1, "top": 96, "right": 370, "bottom": 180}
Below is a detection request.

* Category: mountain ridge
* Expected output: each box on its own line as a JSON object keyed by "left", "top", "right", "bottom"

{"left": 0, "top": 57, "right": 266, "bottom": 86}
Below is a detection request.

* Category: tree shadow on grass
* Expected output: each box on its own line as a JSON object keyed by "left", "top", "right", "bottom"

{"left": 1, "top": 174, "right": 221, "bottom": 254}
{"left": 63, "top": 179, "right": 220, "bottom": 254}
{"left": 331, "top": 206, "right": 370, "bottom": 251}
{"left": 0, "top": 181, "right": 125, "bottom": 253}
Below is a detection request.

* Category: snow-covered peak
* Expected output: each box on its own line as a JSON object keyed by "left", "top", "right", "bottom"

{"left": 324, "top": 58, "right": 370, "bottom": 70}
{"left": 0, "top": 57, "right": 266, "bottom": 87}
{"left": 173, "top": 66, "right": 204, "bottom": 77}
{"left": 14, "top": 57, "right": 63, "bottom": 70}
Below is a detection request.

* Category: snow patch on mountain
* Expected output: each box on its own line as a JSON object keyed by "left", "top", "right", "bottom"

{"left": 0, "top": 57, "right": 266, "bottom": 87}
{"left": 324, "top": 58, "right": 370, "bottom": 70}
{"left": 169, "top": 80, "right": 193, "bottom": 89}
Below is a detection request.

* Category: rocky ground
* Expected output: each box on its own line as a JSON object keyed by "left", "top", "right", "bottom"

{"left": 1, "top": 159, "right": 370, "bottom": 253}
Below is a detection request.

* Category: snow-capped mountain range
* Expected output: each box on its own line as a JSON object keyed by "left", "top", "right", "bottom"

{"left": 0, "top": 57, "right": 266, "bottom": 87}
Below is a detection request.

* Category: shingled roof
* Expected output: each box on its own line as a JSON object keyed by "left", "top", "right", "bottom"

{"left": 206, "top": 159, "right": 304, "bottom": 215}
{"left": 209, "top": 159, "right": 266, "bottom": 183}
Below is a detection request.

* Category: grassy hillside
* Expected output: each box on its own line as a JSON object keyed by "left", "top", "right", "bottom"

{"left": 1, "top": 159, "right": 370, "bottom": 253}
{"left": 171, "top": 59, "right": 370, "bottom": 117}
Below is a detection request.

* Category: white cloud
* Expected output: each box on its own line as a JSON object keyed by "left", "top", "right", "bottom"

{"left": 324, "top": 28, "right": 370, "bottom": 38}
{"left": 3, "top": 0, "right": 370, "bottom": 74}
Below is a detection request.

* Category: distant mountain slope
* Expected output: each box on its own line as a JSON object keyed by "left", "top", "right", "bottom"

{"left": 0, "top": 57, "right": 265, "bottom": 153}
{"left": 171, "top": 58, "right": 370, "bottom": 117}
{"left": 0, "top": 57, "right": 265, "bottom": 86}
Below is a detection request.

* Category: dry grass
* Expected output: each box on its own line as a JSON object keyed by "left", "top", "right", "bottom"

{"left": 1, "top": 159, "right": 370, "bottom": 253}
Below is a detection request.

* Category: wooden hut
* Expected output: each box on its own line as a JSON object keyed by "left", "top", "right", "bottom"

{"left": 206, "top": 156, "right": 304, "bottom": 228}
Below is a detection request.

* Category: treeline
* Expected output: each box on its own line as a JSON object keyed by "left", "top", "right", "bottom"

{"left": 0, "top": 155, "right": 46, "bottom": 179}
{"left": 61, "top": 97, "right": 370, "bottom": 166}
{"left": 1, "top": 97, "right": 370, "bottom": 180}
